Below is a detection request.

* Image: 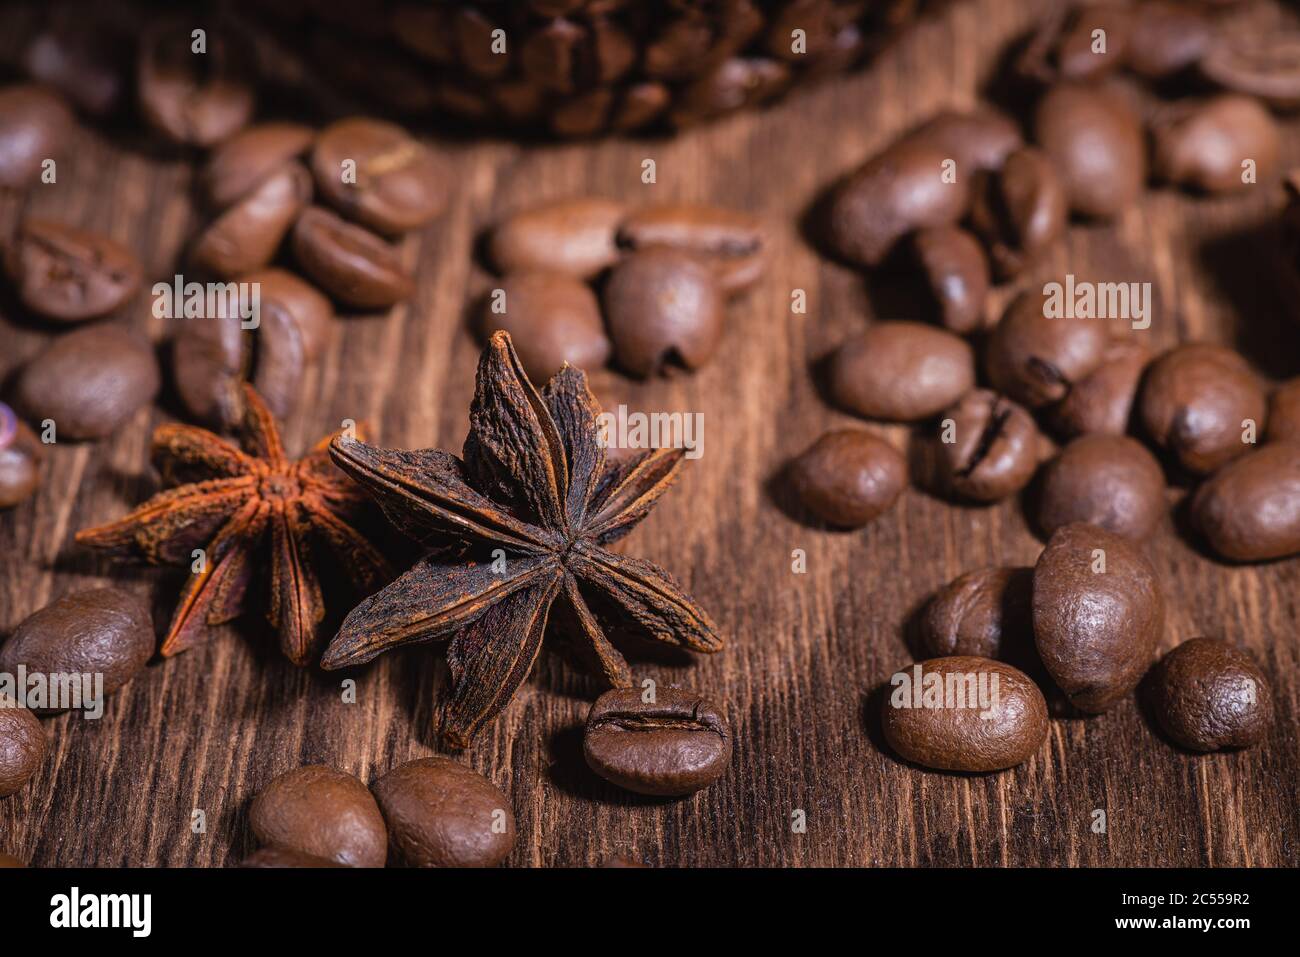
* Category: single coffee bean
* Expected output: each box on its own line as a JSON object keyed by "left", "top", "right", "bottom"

{"left": 827, "top": 140, "right": 971, "bottom": 267}
{"left": 13, "top": 324, "right": 160, "bottom": 440}
{"left": 1046, "top": 340, "right": 1150, "bottom": 438}
{"left": 1267, "top": 378, "right": 1300, "bottom": 443}
{"left": 1152, "top": 95, "right": 1278, "bottom": 195}
{"left": 881, "top": 656, "right": 1048, "bottom": 772}
{"left": 603, "top": 247, "right": 724, "bottom": 378}
{"left": 490, "top": 198, "right": 626, "bottom": 280}
{"left": 0, "top": 588, "right": 153, "bottom": 712}
{"left": 933, "top": 389, "right": 1042, "bottom": 502}
{"left": 1037, "top": 434, "right": 1166, "bottom": 540}
{"left": 0, "top": 706, "right": 45, "bottom": 798}
{"left": 0, "top": 402, "right": 42, "bottom": 509}
{"left": 372, "top": 757, "right": 515, "bottom": 867}
{"left": 828, "top": 321, "right": 975, "bottom": 422}
{"left": 1126, "top": 0, "right": 1211, "bottom": 78}
{"left": 23, "top": 17, "right": 128, "bottom": 117}
{"left": 1192, "top": 441, "right": 1300, "bottom": 561}
{"left": 985, "top": 293, "right": 1108, "bottom": 408}
{"left": 788, "top": 429, "right": 906, "bottom": 528}
{"left": 584, "top": 687, "right": 730, "bottom": 796}
{"left": 616, "top": 203, "right": 768, "bottom": 295}
{"left": 201, "top": 122, "right": 315, "bottom": 209}
{"left": 1139, "top": 343, "right": 1266, "bottom": 475}
{"left": 191, "top": 162, "right": 311, "bottom": 278}
{"left": 1201, "top": 27, "right": 1300, "bottom": 110}
{"left": 1033, "top": 522, "right": 1164, "bottom": 712}
{"left": 0, "top": 853, "right": 24, "bottom": 867}
{"left": 4, "top": 220, "right": 141, "bottom": 323}
{"left": 1035, "top": 81, "right": 1145, "bottom": 220}
{"left": 137, "top": 20, "right": 254, "bottom": 147}
{"left": 250, "top": 765, "right": 387, "bottom": 868}
{"left": 919, "top": 567, "right": 1034, "bottom": 661}
{"left": 1149, "top": 638, "right": 1273, "bottom": 751}
{"left": 311, "top": 117, "right": 448, "bottom": 235}
{"left": 1055, "top": 4, "right": 1132, "bottom": 80}
{"left": 479, "top": 271, "right": 609, "bottom": 383}
{"left": 240, "top": 847, "right": 343, "bottom": 868}
{"left": 905, "top": 108, "right": 1024, "bottom": 173}
{"left": 912, "top": 226, "right": 989, "bottom": 334}
{"left": 0, "top": 84, "right": 73, "bottom": 188}
{"left": 969, "top": 146, "right": 1067, "bottom": 280}
{"left": 292, "top": 206, "right": 413, "bottom": 310}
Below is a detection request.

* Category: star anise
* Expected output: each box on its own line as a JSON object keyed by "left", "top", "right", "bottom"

{"left": 76, "top": 384, "right": 391, "bottom": 665}
{"left": 322, "top": 331, "right": 723, "bottom": 747}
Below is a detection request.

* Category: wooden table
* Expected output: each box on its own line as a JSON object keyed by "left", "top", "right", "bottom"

{"left": 2, "top": 0, "right": 1297, "bottom": 867}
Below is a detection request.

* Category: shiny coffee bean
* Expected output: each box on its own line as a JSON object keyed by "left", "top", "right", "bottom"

{"left": 1139, "top": 344, "right": 1266, "bottom": 475}
{"left": 616, "top": 203, "right": 768, "bottom": 295}
{"left": 1192, "top": 441, "right": 1300, "bottom": 561}
{"left": 1047, "top": 340, "right": 1150, "bottom": 438}
{"left": 1127, "top": 0, "right": 1211, "bottom": 78}
{"left": 584, "top": 687, "right": 730, "bottom": 796}
{"left": 1053, "top": 4, "right": 1131, "bottom": 80}
{"left": 372, "top": 757, "right": 515, "bottom": 867}
{"left": 985, "top": 293, "right": 1108, "bottom": 408}
{"left": 479, "top": 271, "right": 609, "bottom": 383}
{"left": 919, "top": 567, "right": 1034, "bottom": 661}
{"left": 24, "top": 16, "right": 129, "bottom": 117}
{"left": 1037, "top": 435, "right": 1166, "bottom": 540}
{"left": 292, "top": 207, "right": 413, "bottom": 310}
{"left": 1035, "top": 82, "right": 1145, "bottom": 220}
{"left": 933, "top": 389, "right": 1042, "bottom": 503}
{"left": 490, "top": 198, "right": 626, "bottom": 280}
{"left": 603, "top": 247, "right": 724, "bottom": 378}
{"left": 0, "top": 404, "right": 42, "bottom": 509}
{"left": 250, "top": 765, "right": 387, "bottom": 868}
{"left": 240, "top": 847, "right": 344, "bottom": 868}
{"left": 1149, "top": 638, "right": 1272, "bottom": 752}
{"left": 4, "top": 220, "right": 141, "bottom": 323}
{"left": 829, "top": 321, "right": 975, "bottom": 422}
{"left": 905, "top": 108, "right": 1024, "bottom": 174}
{"left": 0, "top": 588, "right": 153, "bottom": 712}
{"left": 0, "top": 706, "right": 46, "bottom": 798}
{"left": 1033, "top": 522, "right": 1164, "bottom": 712}
{"left": 1152, "top": 95, "right": 1278, "bottom": 195}
{"left": 13, "top": 325, "right": 160, "bottom": 440}
{"left": 788, "top": 429, "right": 906, "bottom": 528}
{"left": 201, "top": 122, "right": 315, "bottom": 209}
{"left": 1201, "top": 27, "right": 1300, "bottom": 110}
{"left": 912, "top": 226, "right": 989, "bottom": 334}
{"left": 311, "top": 117, "right": 448, "bottom": 234}
{"left": 0, "top": 84, "right": 74, "bottom": 188}
{"left": 969, "top": 146, "right": 1067, "bottom": 280}
{"left": 882, "top": 656, "right": 1047, "bottom": 772}
{"left": 137, "top": 20, "right": 254, "bottom": 147}
{"left": 1267, "top": 378, "right": 1300, "bottom": 443}
{"left": 191, "top": 162, "right": 312, "bottom": 278}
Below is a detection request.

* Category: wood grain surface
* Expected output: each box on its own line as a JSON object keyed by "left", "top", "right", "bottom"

{"left": 2, "top": 0, "right": 1298, "bottom": 868}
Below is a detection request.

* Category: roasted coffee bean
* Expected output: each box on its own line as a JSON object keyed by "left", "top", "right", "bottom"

{"left": 1127, "top": 1, "right": 1212, "bottom": 78}
{"left": 490, "top": 198, "right": 626, "bottom": 279}
{"left": 1267, "top": 378, "right": 1300, "bottom": 443}
{"left": 1192, "top": 441, "right": 1300, "bottom": 561}
{"left": 372, "top": 757, "right": 515, "bottom": 867}
{"left": 881, "top": 656, "right": 1047, "bottom": 772}
{"left": 201, "top": 122, "right": 315, "bottom": 209}
{"left": 1139, "top": 344, "right": 1266, "bottom": 475}
{"left": 24, "top": 15, "right": 128, "bottom": 117}
{"left": 584, "top": 687, "right": 730, "bottom": 796}
{"left": 0, "top": 706, "right": 45, "bottom": 798}
{"left": 985, "top": 293, "right": 1108, "bottom": 408}
{"left": 240, "top": 847, "right": 344, "bottom": 868}
{"left": 1037, "top": 435, "right": 1166, "bottom": 540}
{"left": 0, "top": 84, "right": 74, "bottom": 188}
{"left": 4, "top": 220, "right": 141, "bottom": 323}
{"left": 912, "top": 226, "right": 989, "bottom": 334}
{"left": 788, "top": 429, "right": 906, "bottom": 528}
{"left": 919, "top": 567, "right": 1034, "bottom": 661}
{"left": 603, "top": 247, "right": 724, "bottom": 377}
{"left": 311, "top": 117, "right": 448, "bottom": 235}
{"left": 1149, "top": 638, "right": 1272, "bottom": 751}
{"left": 292, "top": 207, "right": 413, "bottom": 310}
{"left": 137, "top": 20, "right": 254, "bottom": 147}
{"left": 12, "top": 325, "right": 160, "bottom": 440}
{"left": 1054, "top": 4, "right": 1132, "bottom": 80}
{"left": 969, "top": 146, "right": 1067, "bottom": 280}
{"left": 933, "top": 389, "right": 1042, "bottom": 502}
{"left": 1201, "top": 27, "right": 1300, "bottom": 110}
{"left": 1153, "top": 94, "right": 1278, "bottom": 195}
{"left": 0, "top": 403, "right": 42, "bottom": 509}
{"left": 0, "top": 588, "right": 153, "bottom": 712}
{"left": 905, "top": 108, "right": 1024, "bottom": 174}
{"left": 0, "top": 853, "right": 24, "bottom": 867}
{"left": 829, "top": 321, "right": 975, "bottom": 422}
{"left": 191, "top": 162, "right": 311, "bottom": 278}
{"left": 479, "top": 271, "right": 609, "bottom": 383}
{"left": 250, "top": 765, "right": 387, "bottom": 868}
{"left": 1035, "top": 82, "right": 1145, "bottom": 220}
{"left": 1033, "top": 522, "right": 1164, "bottom": 712}
{"left": 616, "top": 203, "right": 768, "bottom": 295}
{"left": 827, "top": 140, "right": 971, "bottom": 267}
{"left": 1047, "top": 340, "right": 1150, "bottom": 438}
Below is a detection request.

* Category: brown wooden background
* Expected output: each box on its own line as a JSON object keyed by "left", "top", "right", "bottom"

{"left": 1, "top": 0, "right": 1298, "bottom": 867}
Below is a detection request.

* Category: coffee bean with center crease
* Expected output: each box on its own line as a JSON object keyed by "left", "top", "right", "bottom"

{"left": 1139, "top": 343, "right": 1266, "bottom": 475}
{"left": 312, "top": 117, "right": 448, "bottom": 235}
{"left": 985, "top": 293, "right": 1108, "bottom": 408}
{"left": 1153, "top": 95, "right": 1279, "bottom": 195}
{"left": 137, "top": 20, "right": 255, "bottom": 147}
{"left": 490, "top": 198, "right": 626, "bottom": 280}
{"left": 584, "top": 687, "right": 730, "bottom": 796}
{"left": 616, "top": 203, "right": 768, "bottom": 295}
{"left": 0, "top": 84, "right": 73, "bottom": 188}
{"left": 905, "top": 108, "right": 1024, "bottom": 174}
{"left": 1126, "top": 1, "right": 1212, "bottom": 79}
{"left": 0, "top": 403, "right": 42, "bottom": 509}
{"left": 969, "top": 146, "right": 1067, "bottom": 280}
{"left": 4, "top": 220, "right": 141, "bottom": 323}
{"left": 250, "top": 765, "right": 388, "bottom": 868}
{"left": 1046, "top": 340, "right": 1151, "bottom": 438}
{"left": 1200, "top": 26, "right": 1300, "bottom": 110}
{"left": 201, "top": 122, "right": 315, "bottom": 209}
{"left": 372, "top": 757, "right": 515, "bottom": 867}
{"left": 1036, "top": 434, "right": 1166, "bottom": 540}
{"left": 829, "top": 321, "right": 975, "bottom": 422}
{"left": 919, "top": 567, "right": 1034, "bottom": 661}
{"left": 191, "top": 162, "right": 312, "bottom": 278}
{"left": 1267, "top": 378, "right": 1300, "bottom": 443}
{"left": 478, "top": 271, "right": 609, "bottom": 383}
{"left": 12, "top": 324, "right": 160, "bottom": 440}
{"left": 1035, "top": 81, "right": 1145, "bottom": 220}
{"left": 1192, "top": 441, "right": 1300, "bottom": 561}
{"left": 911, "top": 226, "right": 989, "bottom": 334}
{"left": 292, "top": 207, "right": 413, "bottom": 310}
{"left": 788, "top": 429, "right": 906, "bottom": 528}
{"left": 0, "top": 707, "right": 45, "bottom": 798}
{"left": 1149, "top": 638, "right": 1273, "bottom": 752}
{"left": 932, "top": 389, "right": 1044, "bottom": 503}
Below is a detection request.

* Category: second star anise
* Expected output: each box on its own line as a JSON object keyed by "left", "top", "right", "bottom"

{"left": 322, "top": 331, "right": 723, "bottom": 747}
